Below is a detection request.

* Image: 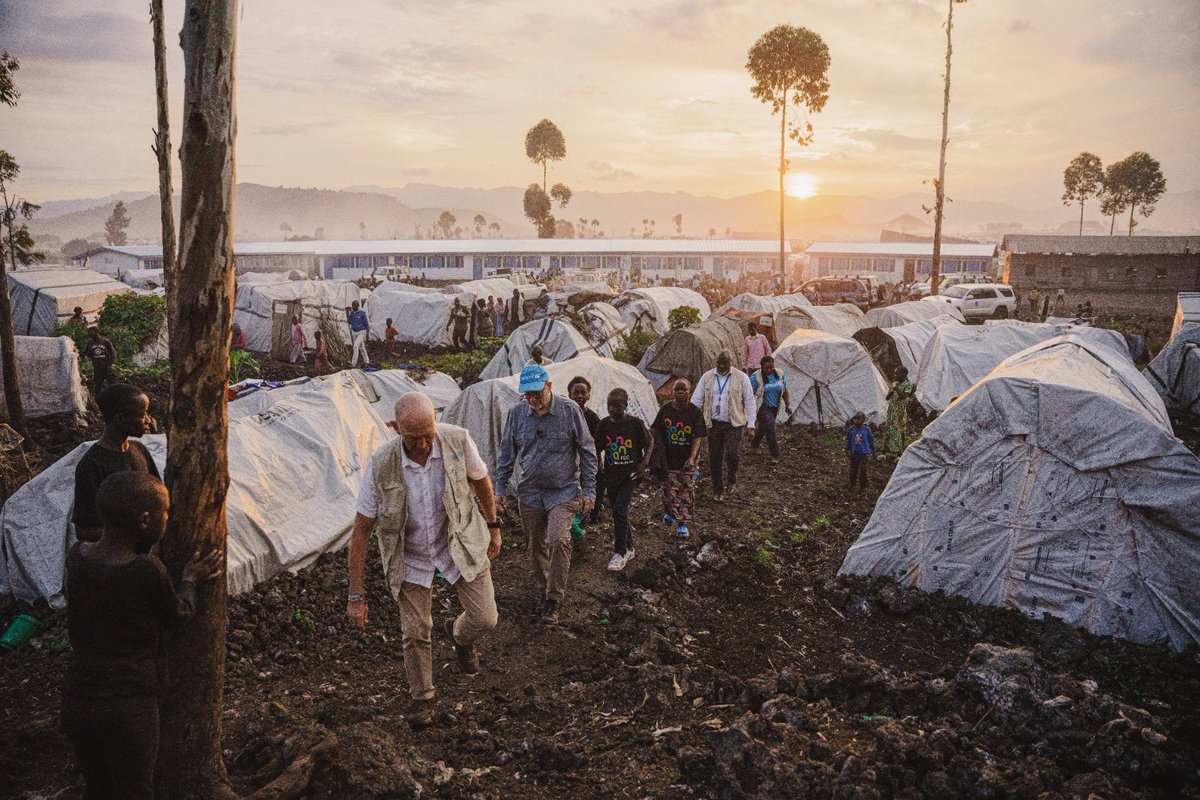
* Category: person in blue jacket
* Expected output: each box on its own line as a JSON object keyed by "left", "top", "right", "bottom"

{"left": 844, "top": 412, "right": 874, "bottom": 492}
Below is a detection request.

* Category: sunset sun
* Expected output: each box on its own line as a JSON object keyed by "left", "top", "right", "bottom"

{"left": 785, "top": 172, "right": 819, "bottom": 199}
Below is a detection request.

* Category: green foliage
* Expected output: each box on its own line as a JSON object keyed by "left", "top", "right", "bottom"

{"left": 667, "top": 305, "right": 702, "bottom": 331}
{"left": 752, "top": 547, "right": 776, "bottom": 569}
{"left": 97, "top": 292, "right": 166, "bottom": 362}
{"left": 49, "top": 319, "right": 89, "bottom": 355}
{"left": 414, "top": 336, "right": 505, "bottom": 385}
{"left": 746, "top": 25, "right": 831, "bottom": 146}
{"left": 1106, "top": 151, "right": 1167, "bottom": 235}
{"left": 61, "top": 237, "right": 94, "bottom": 259}
{"left": 291, "top": 609, "right": 317, "bottom": 635}
{"left": 811, "top": 515, "right": 831, "bottom": 531}
{"left": 525, "top": 118, "right": 567, "bottom": 181}
{"left": 104, "top": 200, "right": 131, "bottom": 246}
{"left": 230, "top": 349, "right": 260, "bottom": 383}
{"left": 613, "top": 330, "right": 658, "bottom": 366}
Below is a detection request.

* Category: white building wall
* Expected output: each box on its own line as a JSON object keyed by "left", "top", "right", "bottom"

{"left": 88, "top": 252, "right": 141, "bottom": 278}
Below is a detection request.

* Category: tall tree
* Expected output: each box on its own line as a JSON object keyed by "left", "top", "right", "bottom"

{"left": 104, "top": 200, "right": 132, "bottom": 246}
{"left": 151, "top": 0, "right": 178, "bottom": 324}
{"left": 1109, "top": 151, "right": 1167, "bottom": 236}
{"left": 155, "top": 0, "right": 238, "bottom": 797}
{"left": 525, "top": 118, "right": 566, "bottom": 194}
{"left": 0, "top": 53, "right": 29, "bottom": 439}
{"left": 436, "top": 211, "right": 456, "bottom": 238}
{"left": 488, "top": 221, "right": 500, "bottom": 237}
{"left": 523, "top": 184, "right": 554, "bottom": 238}
{"left": 673, "top": 213, "right": 683, "bottom": 236}
{"left": 1099, "top": 162, "right": 1128, "bottom": 236}
{"left": 473, "top": 213, "right": 486, "bottom": 236}
{"left": 1061, "top": 151, "right": 1104, "bottom": 236}
{"left": 928, "top": 0, "right": 968, "bottom": 295}
{"left": 747, "top": 24, "right": 830, "bottom": 290}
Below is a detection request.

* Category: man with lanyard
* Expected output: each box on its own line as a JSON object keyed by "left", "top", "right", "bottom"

{"left": 749, "top": 355, "right": 791, "bottom": 460}
{"left": 346, "top": 392, "right": 501, "bottom": 728}
{"left": 346, "top": 300, "right": 370, "bottom": 367}
{"left": 496, "top": 364, "right": 597, "bottom": 625}
{"left": 691, "top": 351, "right": 755, "bottom": 502}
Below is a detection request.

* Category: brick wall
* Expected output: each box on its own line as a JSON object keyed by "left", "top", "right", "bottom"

{"left": 1006, "top": 253, "right": 1200, "bottom": 293}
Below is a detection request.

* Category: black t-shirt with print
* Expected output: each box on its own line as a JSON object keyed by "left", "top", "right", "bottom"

{"left": 651, "top": 402, "right": 706, "bottom": 471}
{"left": 596, "top": 415, "right": 650, "bottom": 484}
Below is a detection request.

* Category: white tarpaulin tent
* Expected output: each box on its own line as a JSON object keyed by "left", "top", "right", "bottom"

{"left": 0, "top": 336, "right": 88, "bottom": 420}
{"left": 9, "top": 269, "right": 130, "bottom": 336}
{"left": 233, "top": 279, "right": 361, "bottom": 351}
{"left": 839, "top": 336, "right": 1200, "bottom": 651}
{"left": 773, "top": 329, "right": 888, "bottom": 426}
{"left": 0, "top": 368, "right": 460, "bottom": 607}
{"left": 854, "top": 314, "right": 964, "bottom": 379}
{"left": 577, "top": 302, "right": 627, "bottom": 357}
{"left": 775, "top": 303, "right": 868, "bottom": 342}
{"left": 712, "top": 292, "right": 812, "bottom": 318}
{"left": 1144, "top": 295, "right": 1200, "bottom": 418}
{"left": 915, "top": 320, "right": 1130, "bottom": 412}
{"left": 440, "top": 356, "right": 658, "bottom": 478}
{"left": 443, "top": 277, "right": 519, "bottom": 306}
{"left": 228, "top": 368, "right": 461, "bottom": 421}
{"left": 366, "top": 290, "right": 456, "bottom": 347}
{"left": 478, "top": 318, "right": 597, "bottom": 381}
{"left": 614, "top": 287, "right": 711, "bottom": 335}
{"left": 865, "top": 300, "right": 963, "bottom": 329}
{"left": 121, "top": 269, "right": 166, "bottom": 290}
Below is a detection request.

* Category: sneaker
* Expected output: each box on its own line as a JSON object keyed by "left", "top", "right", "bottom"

{"left": 662, "top": 513, "right": 676, "bottom": 526}
{"left": 623, "top": 548, "right": 636, "bottom": 565}
{"left": 675, "top": 525, "right": 690, "bottom": 539}
{"left": 538, "top": 600, "right": 560, "bottom": 625}
{"left": 713, "top": 492, "right": 724, "bottom": 503}
{"left": 407, "top": 697, "right": 438, "bottom": 729}
{"left": 443, "top": 618, "right": 479, "bottom": 675}
{"left": 607, "top": 553, "right": 627, "bottom": 572}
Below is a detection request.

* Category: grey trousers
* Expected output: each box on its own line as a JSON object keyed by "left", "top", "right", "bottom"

{"left": 519, "top": 499, "right": 580, "bottom": 603}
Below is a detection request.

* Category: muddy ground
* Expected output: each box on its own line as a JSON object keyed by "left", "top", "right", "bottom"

{"left": 2, "top": 337, "right": 1199, "bottom": 799}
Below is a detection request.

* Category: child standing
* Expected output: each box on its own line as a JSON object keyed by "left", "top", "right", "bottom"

{"left": 596, "top": 388, "right": 652, "bottom": 572}
{"left": 651, "top": 378, "right": 705, "bottom": 539}
{"left": 313, "top": 330, "right": 330, "bottom": 370}
{"left": 385, "top": 317, "right": 400, "bottom": 359}
{"left": 288, "top": 314, "right": 306, "bottom": 364}
{"left": 844, "top": 412, "right": 874, "bottom": 493}
{"left": 62, "top": 471, "right": 222, "bottom": 800}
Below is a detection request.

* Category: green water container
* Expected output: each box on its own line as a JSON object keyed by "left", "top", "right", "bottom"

{"left": 0, "top": 613, "right": 46, "bottom": 650}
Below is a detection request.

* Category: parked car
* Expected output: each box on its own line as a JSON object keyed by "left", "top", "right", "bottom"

{"left": 800, "top": 277, "right": 873, "bottom": 310}
{"left": 923, "top": 283, "right": 1016, "bottom": 321}
{"left": 909, "top": 273, "right": 991, "bottom": 298}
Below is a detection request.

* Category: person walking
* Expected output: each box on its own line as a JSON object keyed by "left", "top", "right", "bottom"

{"left": 510, "top": 288, "right": 522, "bottom": 331}
{"left": 691, "top": 351, "right": 756, "bottom": 502}
{"left": 447, "top": 298, "right": 470, "bottom": 351}
{"left": 568, "top": 376, "right": 601, "bottom": 533}
{"left": 596, "top": 388, "right": 652, "bottom": 572}
{"left": 1054, "top": 287, "right": 1066, "bottom": 314}
{"left": 347, "top": 393, "right": 501, "bottom": 728}
{"left": 347, "top": 300, "right": 370, "bottom": 367}
{"left": 749, "top": 355, "right": 791, "bottom": 459}
{"left": 496, "top": 365, "right": 597, "bottom": 625}
{"left": 742, "top": 321, "right": 772, "bottom": 372}
{"left": 494, "top": 298, "right": 506, "bottom": 336}
{"left": 844, "top": 412, "right": 874, "bottom": 494}
{"left": 312, "top": 330, "right": 330, "bottom": 370}
{"left": 1027, "top": 286, "right": 1039, "bottom": 318}
{"left": 882, "top": 367, "right": 915, "bottom": 457}
{"left": 84, "top": 327, "right": 117, "bottom": 393}
{"left": 651, "top": 379, "right": 705, "bottom": 539}
{"left": 288, "top": 314, "right": 306, "bottom": 364}
{"left": 385, "top": 318, "right": 400, "bottom": 359}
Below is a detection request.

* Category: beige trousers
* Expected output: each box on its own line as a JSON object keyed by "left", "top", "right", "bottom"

{"left": 518, "top": 499, "right": 579, "bottom": 603}
{"left": 397, "top": 567, "right": 497, "bottom": 700}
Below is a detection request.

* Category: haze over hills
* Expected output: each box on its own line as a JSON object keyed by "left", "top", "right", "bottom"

{"left": 30, "top": 182, "right": 1200, "bottom": 252}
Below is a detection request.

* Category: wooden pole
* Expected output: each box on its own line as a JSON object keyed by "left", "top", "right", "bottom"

{"left": 931, "top": 0, "right": 955, "bottom": 295}
{"left": 151, "top": 0, "right": 178, "bottom": 303}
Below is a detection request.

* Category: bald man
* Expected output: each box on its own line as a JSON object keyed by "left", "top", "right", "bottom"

{"left": 347, "top": 392, "right": 500, "bottom": 728}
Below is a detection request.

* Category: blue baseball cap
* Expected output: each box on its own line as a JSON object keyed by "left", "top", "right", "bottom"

{"left": 518, "top": 364, "right": 549, "bottom": 393}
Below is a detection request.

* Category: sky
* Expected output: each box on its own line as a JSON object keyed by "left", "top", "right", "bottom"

{"left": 3, "top": 0, "right": 1199, "bottom": 207}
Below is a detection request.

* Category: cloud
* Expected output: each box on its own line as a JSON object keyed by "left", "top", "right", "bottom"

{"left": 842, "top": 128, "right": 937, "bottom": 152}
{"left": 1007, "top": 19, "right": 1034, "bottom": 34}
{"left": 1079, "top": 7, "right": 1200, "bottom": 73}
{"left": 589, "top": 161, "right": 639, "bottom": 181}
{"left": 254, "top": 123, "right": 320, "bottom": 137}
{"left": 0, "top": 4, "right": 145, "bottom": 63}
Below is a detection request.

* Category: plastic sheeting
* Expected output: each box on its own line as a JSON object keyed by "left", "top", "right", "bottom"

{"left": 1171, "top": 292, "right": 1200, "bottom": 340}
{"left": 865, "top": 301, "right": 963, "bottom": 329}
{"left": 443, "top": 278, "right": 519, "bottom": 306}
{"left": 1144, "top": 326, "right": 1200, "bottom": 418}
{"left": 839, "top": 335, "right": 1200, "bottom": 651}
{"left": 0, "top": 368, "right": 461, "bottom": 607}
{"left": 233, "top": 279, "right": 361, "bottom": 351}
{"left": 0, "top": 336, "right": 88, "bottom": 420}
{"left": 915, "top": 320, "right": 1130, "bottom": 413}
{"left": 637, "top": 317, "right": 744, "bottom": 391}
{"left": 577, "top": 302, "right": 628, "bottom": 357}
{"left": 440, "top": 356, "right": 658, "bottom": 479}
{"left": 365, "top": 290, "right": 457, "bottom": 347}
{"left": 775, "top": 303, "right": 867, "bottom": 342}
{"left": 479, "top": 318, "right": 598, "bottom": 381}
{"left": 712, "top": 292, "right": 812, "bottom": 318}
{"left": 9, "top": 270, "right": 130, "bottom": 336}
{"left": 773, "top": 329, "right": 888, "bottom": 426}
{"left": 854, "top": 314, "right": 964, "bottom": 379}
{"left": 121, "top": 269, "right": 166, "bottom": 290}
{"left": 614, "top": 287, "right": 711, "bottom": 335}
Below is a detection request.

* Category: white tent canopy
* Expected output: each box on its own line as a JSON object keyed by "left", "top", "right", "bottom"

{"left": 614, "top": 287, "right": 711, "bottom": 335}
{"left": 233, "top": 279, "right": 361, "bottom": 351}
{"left": 865, "top": 300, "right": 963, "bottom": 329}
{"left": 1144, "top": 328, "right": 1200, "bottom": 418}
{"left": 0, "top": 368, "right": 460, "bottom": 607}
{"left": 859, "top": 314, "right": 965, "bottom": 378}
{"left": 839, "top": 336, "right": 1200, "bottom": 651}
{"left": 775, "top": 303, "right": 867, "bottom": 342}
{"left": 577, "top": 302, "right": 628, "bottom": 357}
{"left": 915, "top": 320, "right": 1130, "bottom": 412}
{"left": 365, "top": 290, "right": 456, "bottom": 347}
{"left": 712, "top": 292, "right": 812, "bottom": 319}
{"left": 440, "top": 356, "right": 658, "bottom": 479}
{"left": 0, "top": 336, "right": 88, "bottom": 420}
{"left": 9, "top": 269, "right": 130, "bottom": 336}
{"left": 773, "top": 329, "right": 889, "bottom": 426}
{"left": 479, "top": 317, "right": 598, "bottom": 381}
{"left": 1170, "top": 292, "right": 1200, "bottom": 340}
{"left": 442, "top": 277, "right": 520, "bottom": 305}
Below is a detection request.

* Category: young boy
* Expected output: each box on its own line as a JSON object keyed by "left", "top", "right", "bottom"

{"left": 84, "top": 326, "right": 117, "bottom": 392}
{"left": 385, "top": 317, "right": 400, "bottom": 359}
{"left": 844, "top": 412, "right": 874, "bottom": 493}
{"left": 313, "top": 330, "right": 330, "bottom": 370}
{"left": 596, "top": 388, "right": 652, "bottom": 572}
{"left": 62, "top": 471, "right": 222, "bottom": 800}
{"left": 568, "top": 376, "right": 602, "bottom": 531}
{"left": 651, "top": 378, "right": 705, "bottom": 538}
{"left": 73, "top": 384, "right": 160, "bottom": 543}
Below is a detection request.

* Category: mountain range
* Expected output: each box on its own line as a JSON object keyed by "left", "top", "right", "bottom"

{"left": 29, "top": 182, "right": 1200, "bottom": 255}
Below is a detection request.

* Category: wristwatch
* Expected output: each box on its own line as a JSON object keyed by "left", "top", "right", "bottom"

{"left": 348, "top": 593, "right": 364, "bottom": 603}
{"left": 486, "top": 521, "right": 501, "bottom": 530}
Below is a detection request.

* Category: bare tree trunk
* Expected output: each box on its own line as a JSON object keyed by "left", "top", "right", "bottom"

{"left": 156, "top": 1, "right": 238, "bottom": 797}
{"left": 931, "top": 0, "right": 956, "bottom": 296}
{"left": 1109, "top": 213, "right": 1116, "bottom": 236}
{"left": 1078, "top": 201, "right": 1084, "bottom": 236}
{"left": 151, "top": 0, "right": 178, "bottom": 304}
{"left": 779, "top": 91, "right": 787, "bottom": 294}
{"left": 0, "top": 198, "right": 28, "bottom": 440}
{"left": 1128, "top": 203, "right": 1135, "bottom": 236}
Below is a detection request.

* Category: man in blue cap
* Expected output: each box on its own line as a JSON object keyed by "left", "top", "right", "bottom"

{"left": 496, "top": 364, "right": 597, "bottom": 625}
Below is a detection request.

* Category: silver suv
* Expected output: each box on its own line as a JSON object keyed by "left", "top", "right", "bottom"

{"left": 923, "top": 283, "right": 1016, "bottom": 320}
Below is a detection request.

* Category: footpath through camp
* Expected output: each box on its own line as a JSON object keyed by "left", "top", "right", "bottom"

{"left": 2, "top": 328, "right": 1199, "bottom": 798}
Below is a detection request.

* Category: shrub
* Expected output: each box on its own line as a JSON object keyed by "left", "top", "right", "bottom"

{"left": 48, "top": 319, "right": 89, "bottom": 355}
{"left": 414, "top": 336, "right": 505, "bottom": 385}
{"left": 230, "top": 350, "right": 260, "bottom": 383}
{"left": 667, "top": 305, "right": 702, "bottom": 331}
{"left": 97, "top": 293, "right": 166, "bottom": 362}
{"left": 614, "top": 330, "right": 658, "bottom": 365}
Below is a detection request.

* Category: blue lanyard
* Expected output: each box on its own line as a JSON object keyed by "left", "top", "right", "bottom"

{"left": 714, "top": 373, "right": 730, "bottom": 396}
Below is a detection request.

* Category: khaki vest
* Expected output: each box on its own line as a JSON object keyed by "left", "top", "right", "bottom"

{"left": 701, "top": 368, "right": 748, "bottom": 428}
{"left": 371, "top": 423, "right": 490, "bottom": 596}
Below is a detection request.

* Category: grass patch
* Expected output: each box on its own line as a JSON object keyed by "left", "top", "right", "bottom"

{"left": 752, "top": 547, "right": 776, "bottom": 569}
{"left": 291, "top": 609, "right": 318, "bottom": 635}
{"left": 810, "top": 515, "right": 831, "bottom": 531}
{"left": 412, "top": 336, "right": 504, "bottom": 385}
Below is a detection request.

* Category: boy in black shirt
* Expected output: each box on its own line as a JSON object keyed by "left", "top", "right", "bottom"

{"left": 73, "top": 384, "right": 160, "bottom": 542}
{"left": 568, "top": 376, "right": 602, "bottom": 529}
{"left": 62, "top": 471, "right": 222, "bottom": 800}
{"left": 596, "top": 388, "right": 652, "bottom": 572}
{"left": 84, "top": 326, "right": 116, "bottom": 392}
{"left": 651, "top": 379, "right": 706, "bottom": 539}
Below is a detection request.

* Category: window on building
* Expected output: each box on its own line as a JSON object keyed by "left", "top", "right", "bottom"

{"left": 583, "top": 256, "right": 601, "bottom": 269}
{"left": 411, "top": 256, "right": 426, "bottom": 270}
{"left": 604, "top": 256, "right": 621, "bottom": 270}
{"left": 1125, "top": 266, "right": 1138, "bottom": 279}
{"left": 917, "top": 259, "right": 932, "bottom": 275}
{"left": 564, "top": 256, "right": 579, "bottom": 269}
{"left": 429, "top": 256, "right": 446, "bottom": 269}
{"left": 872, "top": 258, "right": 895, "bottom": 273}
{"left": 372, "top": 256, "right": 388, "bottom": 268}
{"left": 684, "top": 257, "right": 701, "bottom": 271}
{"left": 1156, "top": 266, "right": 1167, "bottom": 280}
{"left": 337, "top": 256, "right": 352, "bottom": 269}
{"left": 502, "top": 255, "right": 520, "bottom": 270}
{"left": 630, "top": 257, "right": 642, "bottom": 270}
{"left": 667, "top": 256, "right": 684, "bottom": 271}
{"left": 850, "top": 257, "right": 870, "bottom": 271}
{"left": 1105, "top": 269, "right": 1117, "bottom": 282}
{"left": 834, "top": 257, "right": 850, "bottom": 272}
{"left": 484, "top": 256, "right": 501, "bottom": 271}
{"left": 523, "top": 256, "right": 540, "bottom": 270}
{"left": 646, "top": 257, "right": 662, "bottom": 270}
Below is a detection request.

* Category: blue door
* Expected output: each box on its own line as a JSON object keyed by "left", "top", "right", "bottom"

{"left": 472, "top": 255, "right": 483, "bottom": 279}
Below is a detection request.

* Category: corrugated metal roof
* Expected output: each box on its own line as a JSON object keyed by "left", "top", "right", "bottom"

{"left": 1002, "top": 234, "right": 1200, "bottom": 256}
{"left": 73, "top": 245, "right": 163, "bottom": 260}
{"left": 804, "top": 241, "right": 998, "bottom": 257}
{"left": 10, "top": 268, "right": 128, "bottom": 291}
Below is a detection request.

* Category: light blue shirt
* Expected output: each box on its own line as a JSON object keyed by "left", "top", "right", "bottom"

{"left": 750, "top": 369, "right": 787, "bottom": 408}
